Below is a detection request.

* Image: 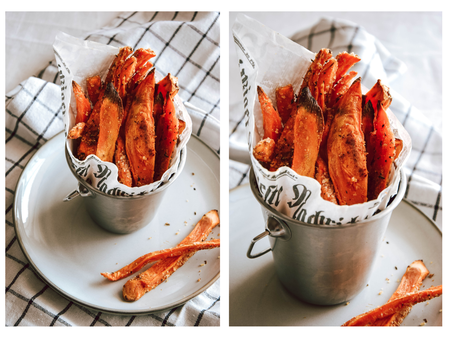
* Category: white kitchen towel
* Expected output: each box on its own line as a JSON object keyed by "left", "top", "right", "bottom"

{"left": 5, "top": 11, "right": 220, "bottom": 326}
{"left": 229, "top": 17, "right": 442, "bottom": 227}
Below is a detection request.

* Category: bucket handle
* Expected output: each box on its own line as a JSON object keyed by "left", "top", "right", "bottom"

{"left": 247, "top": 216, "right": 291, "bottom": 259}
{"left": 63, "top": 182, "right": 93, "bottom": 202}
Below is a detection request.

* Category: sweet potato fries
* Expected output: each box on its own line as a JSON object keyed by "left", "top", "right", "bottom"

{"left": 342, "top": 260, "right": 441, "bottom": 326}
{"left": 101, "top": 210, "right": 220, "bottom": 302}
{"left": 69, "top": 46, "right": 185, "bottom": 187}
{"left": 253, "top": 48, "right": 401, "bottom": 205}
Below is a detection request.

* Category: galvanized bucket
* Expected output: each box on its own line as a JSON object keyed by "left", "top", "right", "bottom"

{"left": 247, "top": 168, "right": 406, "bottom": 305}
{"left": 63, "top": 146, "right": 186, "bottom": 234}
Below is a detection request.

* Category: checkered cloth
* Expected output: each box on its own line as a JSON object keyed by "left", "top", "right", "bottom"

{"left": 6, "top": 11, "right": 220, "bottom": 326}
{"left": 230, "top": 17, "right": 442, "bottom": 227}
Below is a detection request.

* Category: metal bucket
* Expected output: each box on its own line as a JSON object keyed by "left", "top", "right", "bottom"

{"left": 247, "top": 168, "right": 406, "bottom": 305}
{"left": 63, "top": 146, "right": 186, "bottom": 234}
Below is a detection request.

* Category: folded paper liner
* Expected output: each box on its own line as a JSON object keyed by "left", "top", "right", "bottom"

{"left": 232, "top": 14, "right": 411, "bottom": 225}
{"left": 53, "top": 32, "right": 192, "bottom": 196}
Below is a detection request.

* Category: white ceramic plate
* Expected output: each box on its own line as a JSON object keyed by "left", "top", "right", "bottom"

{"left": 14, "top": 132, "right": 220, "bottom": 315}
{"left": 229, "top": 184, "right": 442, "bottom": 326}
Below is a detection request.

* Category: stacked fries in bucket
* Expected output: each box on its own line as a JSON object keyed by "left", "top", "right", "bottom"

{"left": 254, "top": 49, "right": 401, "bottom": 206}
{"left": 54, "top": 32, "right": 191, "bottom": 196}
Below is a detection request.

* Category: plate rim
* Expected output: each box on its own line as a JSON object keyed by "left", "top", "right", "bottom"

{"left": 13, "top": 131, "right": 220, "bottom": 316}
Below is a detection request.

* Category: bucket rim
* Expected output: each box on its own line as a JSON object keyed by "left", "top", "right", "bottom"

{"left": 249, "top": 167, "right": 407, "bottom": 230}
{"left": 65, "top": 142, "right": 187, "bottom": 200}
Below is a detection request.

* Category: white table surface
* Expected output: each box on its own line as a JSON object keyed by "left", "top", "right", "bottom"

{"left": 229, "top": 12, "right": 442, "bottom": 134}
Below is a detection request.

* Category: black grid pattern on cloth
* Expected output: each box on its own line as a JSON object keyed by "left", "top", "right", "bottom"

{"left": 229, "top": 17, "right": 441, "bottom": 226}
{"left": 6, "top": 12, "right": 220, "bottom": 326}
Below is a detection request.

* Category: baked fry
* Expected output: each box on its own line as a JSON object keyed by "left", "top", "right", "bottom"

{"left": 114, "top": 135, "right": 133, "bottom": 187}
{"left": 112, "top": 47, "right": 133, "bottom": 89}
{"left": 178, "top": 119, "right": 186, "bottom": 136}
{"left": 96, "top": 83, "right": 124, "bottom": 162}
{"left": 372, "top": 260, "right": 429, "bottom": 326}
{"left": 367, "top": 102, "right": 395, "bottom": 200}
{"left": 342, "top": 285, "right": 442, "bottom": 326}
{"left": 125, "top": 69, "right": 156, "bottom": 186}
{"left": 275, "top": 84, "right": 295, "bottom": 125}
{"left": 86, "top": 75, "right": 102, "bottom": 106}
{"left": 364, "top": 79, "right": 392, "bottom": 111}
{"left": 122, "top": 210, "right": 220, "bottom": 302}
{"left": 154, "top": 93, "right": 179, "bottom": 182}
{"left": 101, "top": 239, "right": 220, "bottom": 281}
{"left": 328, "top": 78, "right": 368, "bottom": 205}
{"left": 253, "top": 138, "right": 276, "bottom": 169}
{"left": 315, "top": 156, "right": 338, "bottom": 204}
{"left": 301, "top": 48, "right": 333, "bottom": 95}
{"left": 334, "top": 52, "right": 361, "bottom": 83}
{"left": 154, "top": 74, "right": 180, "bottom": 125}
{"left": 270, "top": 106, "right": 297, "bottom": 171}
{"left": 292, "top": 87, "right": 324, "bottom": 177}
{"left": 361, "top": 99, "right": 375, "bottom": 170}
{"left": 257, "top": 86, "right": 282, "bottom": 143}
{"left": 327, "top": 71, "right": 358, "bottom": 108}
{"left": 127, "top": 61, "right": 153, "bottom": 95}
{"left": 77, "top": 89, "right": 104, "bottom": 160}
{"left": 72, "top": 80, "right": 92, "bottom": 124}
{"left": 315, "top": 58, "right": 338, "bottom": 109}
{"left": 132, "top": 48, "right": 156, "bottom": 70}
{"left": 394, "top": 138, "right": 403, "bottom": 160}
{"left": 67, "top": 122, "right": 85, "bottom": 139}
{"left": 118, "top": 56, "right": 137, "bottom": 100}
{"left": 105, "top": 47, "right": 129, "bottom": 86}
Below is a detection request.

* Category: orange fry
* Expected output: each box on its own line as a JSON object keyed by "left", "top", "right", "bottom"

{"left": 112, "top": 47, "right": 133, "bottom": 89}
{"left": 156, "top": 73, "right": 179, "bottom": 100}
{"left": 367, "top": 102, "right": 395, "bottom": 200}
{"left": 178, "top": 119, "right": 186, "bottom": 136}
{"left": 257, "top": 86, "right": 282, "bottom": 144}
{"left": 316, "top": 58, "right": 338, "bottom": 109}
{"left": 67, "top": 122, "right": 85, "bottom": 139}
{"left": 125, "top": 69, "right": 156, "bottom": 186}
{"left": 114, "top": 135, "right": 133, "bottom": 187}
{"left": 72, "top": 80, "right": 92, "bottom": 124}
{"left": 301, "top": 48, "right": 333, "bottom": 95}
{"left": 292, "top": 87, "right": 324, "bottom": 177}
{"left": 275, "top": 84, "right": 295, "bottom": 125}
{"left": 132, "top": 48, "right": 156, "bottom": 70}
{"left": 101, "top": 239, "right": 220, "bottom": 281}
{"left": 372, "top": 260, "right": 429, "bottom": 326}
{"left": 342, "top": 285, "right": 442, "bottom": 326}
{"left": 364, "top": 79, "right": 392, "bottom": 111}
{"left": 127, "top": 61, "right": 153, "bottom": 94}
{"left": 315, "top": 156, "right": 337, "bottom": 204}
{"left": 154, "top": 74, "right": 180, "bottom": 125}
{"left": 328, "top": 78, "right": 368, "bottom": 205}
{"left": 394, "top": 138, "right": 403, "bottom": 161}
{"left": 153, "top": 93, "right": 179, "bottom": 182}
{"left": 77, "top": 89, "right": 105, "bottom": 160}
{"left": 270, "top": 106, "right": 297, "bottom": 171}
{"left": 86, "top": 75, "right": 102, "bottom": 106}
{"left": 118, "top": 56, "right": 137, "bottom": 100}
{"left": 96, "top": 83, "right": 124, "bottom": 162}
{"left": 122, "top": 210, "right": 220, "bottom": 302}
{"left": 253, "top": 138, "right": 276, "bottom": 169}
{"left": 334, "top": 52, "right": 361, "bottom": 83}
{"left": 327, "top": 71, "right": 358, "bottom": 108}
